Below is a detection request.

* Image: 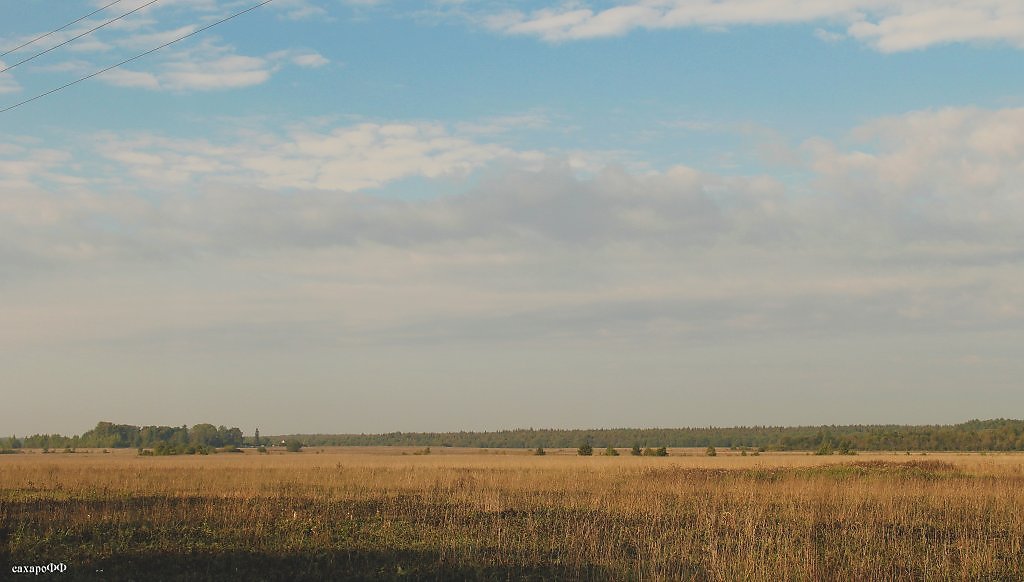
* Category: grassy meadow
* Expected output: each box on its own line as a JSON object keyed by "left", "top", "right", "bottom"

{"left": 2, "top": 448, "right": 1023, "bottom": 580}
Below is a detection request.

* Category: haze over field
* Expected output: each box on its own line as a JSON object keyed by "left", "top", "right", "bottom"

{"left": 2, "top": 1, "right": 1023, "bottom": 435}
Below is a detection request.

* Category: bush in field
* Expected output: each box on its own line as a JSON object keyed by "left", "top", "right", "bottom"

{"left": 257, "top": 446, "right": 268, "bottom": 454}
{"left": 534, "top": 447, "right": 546, "bottom": 456}
{"left": 577, "top": 443, "right": 593, "bottom": 456}
{"left": 605, "top": 446, "right": 619, "bottom": 456}
{"left": 655, "top": 446, "right": 668, "bottom": 457}
{"left": 285, "top": 440, "right": 304, "bottom": 453}
{"left": 142, "top": 443, "right": 214, "bottom": 456}
{"left": 706, "top": 446, "right": 717, "bottom": 457}
{"left": 630, "top": 445, "right": 642, "bottom": 456}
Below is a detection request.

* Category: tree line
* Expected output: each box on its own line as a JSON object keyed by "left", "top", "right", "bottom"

{"left": 1, "top": 421, "right": 246, "bottom": 450}
{"left": 268, "top": 419, "right": 1024, "bottom": 451}
{"left": 4, "top": 419, "right": 1024, "bottom": 452}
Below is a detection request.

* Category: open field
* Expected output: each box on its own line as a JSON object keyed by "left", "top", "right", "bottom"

{"left": 2, "top": 449, "right": 1023, "bottom": 580}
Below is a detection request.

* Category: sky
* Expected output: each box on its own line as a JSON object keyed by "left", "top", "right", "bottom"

{"left": 2, "top": 0, "right": 1024, "bottom": 436}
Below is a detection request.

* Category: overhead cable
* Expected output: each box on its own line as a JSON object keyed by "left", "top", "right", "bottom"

{"left": 1, "top": 0, "right": 275, "bottom": 115}
{"left": 1, "top": 0, "right": 126, "bottom": 58}
{"left": 1, "top": 0, "right": 163, "bottom": 75}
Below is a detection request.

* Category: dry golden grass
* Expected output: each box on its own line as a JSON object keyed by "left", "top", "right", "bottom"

{"left": 2, "top": 449, "right": 1023, "bottom": 580}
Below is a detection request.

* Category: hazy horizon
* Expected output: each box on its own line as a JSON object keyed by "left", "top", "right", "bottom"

{"left": 4, "top": 1, "right": 1024, "bottom": 436}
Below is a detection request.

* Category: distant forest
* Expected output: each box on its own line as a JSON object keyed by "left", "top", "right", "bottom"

{"left": 4, "top": 419, "right": 1024, "bottom": 452}
{"left": 1, "top": 421, "right": 245, "bottom": 450}
{"left": 275, "top": 419, "right": 1024, "bottom": 451}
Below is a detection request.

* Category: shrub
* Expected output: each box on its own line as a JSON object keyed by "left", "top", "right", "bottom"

{"left": 257, "top": 446, "right": 268, "bottom": 454}
{"left": 285, "top": 440, "right": 304, "bottom": 453}
{"left": 534, "top": 447, "right": 546, "bottom": 456}
{"left": 655, "top": 446, "right": 668, "bottom": 457}
{"left": 145, "top": 443, "right": 215, "bottom": 456}
{"left": 605, "top": 446, "right": 619, "bottom": 456}
{"left": 630, "top": 445, "right": 642, "bottom": 456}
{"left": 706, "top": 446, "right": 717, "bottom": 457}
{"left": 577, "top": 443, "right": 593, "bottom": 456}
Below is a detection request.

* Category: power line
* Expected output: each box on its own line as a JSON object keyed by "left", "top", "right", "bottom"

{"left": 1, "top": 0, "right": 126, "bottom": 59}
{"left": 0, "top": 0, "right": 163, "bottom": 75}
{"left": 0, "top": 0, "right": 275, "bottom": 115}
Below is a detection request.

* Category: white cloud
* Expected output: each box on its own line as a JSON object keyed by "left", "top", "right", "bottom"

{"left": 0, "top": 61, "right": 20, "bottom": 94}
{"left": 846, "top": 3, "right": 1024, "bottom": 52}
{"left": 291, "top": 52, "right": 330, "bottom": 68}
{"left": 272, "top": 0, "right": 329, "bottom": 20}
{"left": 0, "top": 145, "right": 73, "bottom": 190}
{"left": 268, "top": 49, "right": 331, "bottom": 68}
{"left": 804, "top": 107, "right": 1024, "bottom": 239}
{"left": 101, "top": 68, "right": 161, "bottom": 90}
{"left": 163, "top": 54, "right": 271, "bottom": 91}
{"left": 814, "top": 28, "right": 845, "bottom": 43}
{"left": 483, "top": 1, "right": 1024, "bottom": 52}
{"left": 7, "top": 1, "right": 329, "bottom": 94}
{"left": 65, "top": 36, "right": 113, "bottom": 52}
{"left": 99, "top": 41, "right": 275, "bottom": 91}
{"left": 116, "top": 25, "right": 200, "bottom": 49}
{"left": 95, "top": 120, "right": 540, "bottom": 191}
{"left": 3, "top": 107, "right": 1024, "bottom": 355}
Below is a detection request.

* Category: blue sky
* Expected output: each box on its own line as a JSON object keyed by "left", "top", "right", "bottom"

{"left": 3, "top": 1, "right": 1024, "bottom": 435}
